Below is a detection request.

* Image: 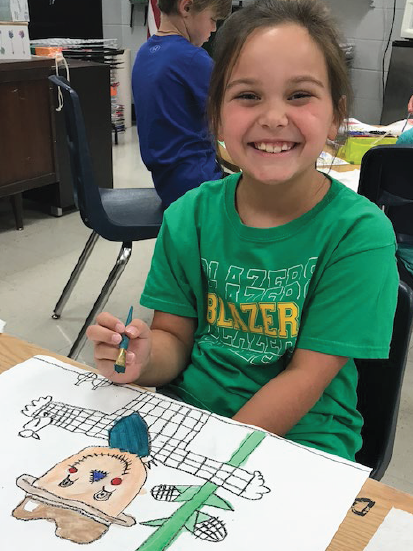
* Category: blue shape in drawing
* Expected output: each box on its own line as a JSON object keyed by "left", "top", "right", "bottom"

{"left": 109, "top": 413, "right": 150, "bottom": 458}
{"left": 91, "top": 470, "right": 107, "bottom": 482}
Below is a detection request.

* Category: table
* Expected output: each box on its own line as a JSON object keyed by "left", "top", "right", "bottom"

{"left": 1, "top": 332, "right": 413, "bottom": 550}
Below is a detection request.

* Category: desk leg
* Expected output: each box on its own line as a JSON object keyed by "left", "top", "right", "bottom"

{"left": 10, "top": 193, "right": 23, "bottom": 231}
{"left": 50, "top": 206, "right": 63, "bottom": 217}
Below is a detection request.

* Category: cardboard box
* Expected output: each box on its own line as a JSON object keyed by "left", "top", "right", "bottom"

{"left": 0, "top": 0, "right": 30, "bottom": 22}
{"left": 0, "top": 21, "right": 30, "bottom": 60}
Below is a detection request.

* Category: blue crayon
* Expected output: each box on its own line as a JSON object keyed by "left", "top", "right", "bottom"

{"left": 114, "top": 306, "right": 134, "bottom": 373}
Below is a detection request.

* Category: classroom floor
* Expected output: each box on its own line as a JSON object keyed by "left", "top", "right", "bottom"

{"left": 1, "top": 127, "right": 412, "bottom": 493}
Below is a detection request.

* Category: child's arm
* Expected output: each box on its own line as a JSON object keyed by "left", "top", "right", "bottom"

{"left": 86, "top": 311, "right": 196, "bottom": 386}
{"left": 232, "top": 349, "right": 348, "bottom": 436}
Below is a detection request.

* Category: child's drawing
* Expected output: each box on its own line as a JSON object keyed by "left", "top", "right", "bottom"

{"left": 74, "top": 370, "right": 113, "bottom": 389}
{"left": 13, "top": 371, "right": 268, "bottom": 548}
{"left": 8, "top": 30, "right": 14, "bottom": 54}
{"left": 13, "top": 413, "right": 150, "bottom": 544}
{"left": 0, "top": 357, "right": 371, "bottom": 551}
{"left": 18, "top": 388, "right": 270, "bottom": 500}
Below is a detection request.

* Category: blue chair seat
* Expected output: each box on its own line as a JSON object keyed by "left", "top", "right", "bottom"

{"left": 98, "top": 188, "right": 163, "bottom": 241}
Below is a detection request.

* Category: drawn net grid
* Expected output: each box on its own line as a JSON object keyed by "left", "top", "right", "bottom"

{"left": 27, "top": 390, "right": 255, "bottom": 496}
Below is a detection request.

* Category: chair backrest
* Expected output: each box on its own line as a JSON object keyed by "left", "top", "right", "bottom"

{"left": 358, "top": 145, "right": 413, "bottom": 244}
{"left": 355, "top": 281, "right": 413, "bottom": 480}
{"left": 48, "top": 75, "right": 105, "bottom": 230}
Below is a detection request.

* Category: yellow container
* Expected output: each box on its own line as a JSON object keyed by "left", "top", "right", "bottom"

{"left": 337, "top": 136, "right": 397, "bottom": 165}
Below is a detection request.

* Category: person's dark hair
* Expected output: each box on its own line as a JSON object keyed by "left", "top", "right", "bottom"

{"left": 209, "top": 0, "right": 351, "bottom": 139}
{"left": 158, "top": 0, "right": 232, "bottom": 19}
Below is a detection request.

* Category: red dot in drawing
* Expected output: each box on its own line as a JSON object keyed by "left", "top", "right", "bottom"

{"left": 69, "top": 467, "right": 77, "bottom": 473}
{"left": 111, "top": 478, "right": 122, "bottom": 485}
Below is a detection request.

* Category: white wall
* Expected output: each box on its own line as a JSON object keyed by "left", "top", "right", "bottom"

{"left": 102, "top": 0, "right": 148, "bottom": 71}
{"left": 102, "top": 0, "right": 409, "bottom": 124}
{"left": 325, "top": 0, "right": 407, "bottom": 123}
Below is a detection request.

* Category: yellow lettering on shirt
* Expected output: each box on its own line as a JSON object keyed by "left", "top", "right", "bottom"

{"left": 240, "top": 303, "right": 263, "bottom": 334}
{"left": 206, "top": 294, "right": 299, "bottom": 340}
{"left": 278, "top": 302, "right": 299, "bottom": 338}
{"left": 228, "top": 302, "right": 248, "bottom": 332}
{"left": 259, "top": 303, "right": 277, "bottom": 337}
{"left": 217, "top": 297, "right": 234, "bottom": 328}
{"left": 207, "top": 293, "right": 218, "bottom": 324}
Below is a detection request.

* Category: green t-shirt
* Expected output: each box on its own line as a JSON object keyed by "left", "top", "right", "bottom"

{"left": 141, "top": 174, "right": 399, "bottom": 461}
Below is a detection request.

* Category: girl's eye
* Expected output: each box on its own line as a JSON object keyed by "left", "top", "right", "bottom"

{"left": 236, "top": 93, "right": 260, "bottom": 101}
{"left": 289, "top": 92, "right": 312, "bottom": 101}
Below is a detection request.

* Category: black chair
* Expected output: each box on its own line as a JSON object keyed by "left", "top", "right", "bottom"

{"left": 49, "top": 75, "right": 163, "bottom": 360}
{"left": 358, "top": 144, "right": 413, "bottom": 289}
{"left": 355, "top": 281, "right": 413, "bottom": 480}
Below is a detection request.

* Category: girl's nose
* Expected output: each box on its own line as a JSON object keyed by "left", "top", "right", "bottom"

{"left": 258, "top": 101, "right": 288, "bottom": 129}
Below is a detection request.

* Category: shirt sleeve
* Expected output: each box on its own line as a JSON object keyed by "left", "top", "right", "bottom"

{"left": 140, "top": 212, "right": 198, "bottom": 318}
{"left": 296, "top": 243, "right": 399, "bottom": 359}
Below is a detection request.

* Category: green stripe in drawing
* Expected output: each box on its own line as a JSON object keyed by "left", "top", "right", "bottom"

{"left": 137, "top": 430, "right": 266, "bottom": 551}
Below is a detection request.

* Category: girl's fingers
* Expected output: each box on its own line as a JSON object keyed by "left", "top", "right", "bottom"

{"left": 125, "top": 318, "right": 151, "bottom": 339}
{"left": 86, "top": 324, "right": 123, "bottom": 345}
{"left": 94, "top": 343, "right": 121, "bottom": 362}
{"left": 95, "top": 357, "right": 139, "bottom": 383}
{"left": 94, "top": 359, "right": 122, "bottom": 380}
{"left": 95, "top": 311, "right": 125, "bottom": 333}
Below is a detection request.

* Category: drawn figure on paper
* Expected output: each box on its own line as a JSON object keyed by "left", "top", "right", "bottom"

{"left": 8, "top": 30, "right": 14, "bottom": 54}
{"left": 18, "top": 30, "right": 25, "bottom": 54}
{"left": 13, "top": 414, "right": 150, "bottom": 544}
{"left": 18, "top": 390, "right": 270, "bottom": 501}
{"left": 74, "top": 371, "right": 113, "bottom": 389}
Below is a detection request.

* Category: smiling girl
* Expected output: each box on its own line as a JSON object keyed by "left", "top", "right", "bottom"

{"left": 88, "top": 0, "right": 398, "bottom": 461}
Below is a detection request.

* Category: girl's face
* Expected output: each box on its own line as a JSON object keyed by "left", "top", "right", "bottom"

{"left": 185, "top": 7, "right": 217, "bottom": 47}
{"left": 219, "top": 24, "right": 339, "bottom": 189}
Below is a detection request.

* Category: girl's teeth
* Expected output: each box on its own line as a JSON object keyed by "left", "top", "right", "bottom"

{"left": 256, "top": 142, "right": 292, "bottom": 153}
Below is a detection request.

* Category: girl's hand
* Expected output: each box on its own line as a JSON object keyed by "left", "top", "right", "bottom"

{"left": 408, "top": 95, "right": 413, "bottom": 114}
{"left": 86, "top": 311, "right": 152, "bottom": 384}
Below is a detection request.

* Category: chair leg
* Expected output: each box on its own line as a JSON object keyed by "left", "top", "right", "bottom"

{"left": 52, "top": 231, "right": 99, "bottom": 319}
{"left": 68, "top": 242, "right": 133, "bottom": 360}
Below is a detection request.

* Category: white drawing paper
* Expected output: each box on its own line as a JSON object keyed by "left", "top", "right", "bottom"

{"left": 0, "top": 356, "right": 370, "bottom": 550}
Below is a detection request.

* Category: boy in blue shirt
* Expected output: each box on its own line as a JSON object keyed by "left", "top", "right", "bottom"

{"left": 132, "top": 0, "right": 232, "bottom": 208}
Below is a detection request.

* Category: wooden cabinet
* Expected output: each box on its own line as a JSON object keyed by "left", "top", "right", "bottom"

{"left": 0, "top": 57, "right": 113, "bottom": 228}
{"left": 0, "top": 58, "right": 56, "bottom": 228}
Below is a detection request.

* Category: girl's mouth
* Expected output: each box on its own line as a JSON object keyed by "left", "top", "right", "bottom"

{"left": 251, "top": 141, "right": 297, "bottom": 154}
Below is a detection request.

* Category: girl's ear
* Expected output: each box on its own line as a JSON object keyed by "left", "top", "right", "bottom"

{"left": 327, "top": 95, "right": 346, "bottom": 141}
{"left": 327, "top": 120, "right": 339, "bottom": 141}
{"left": 217, "top": 120, "right": 224, "bottom": 143}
